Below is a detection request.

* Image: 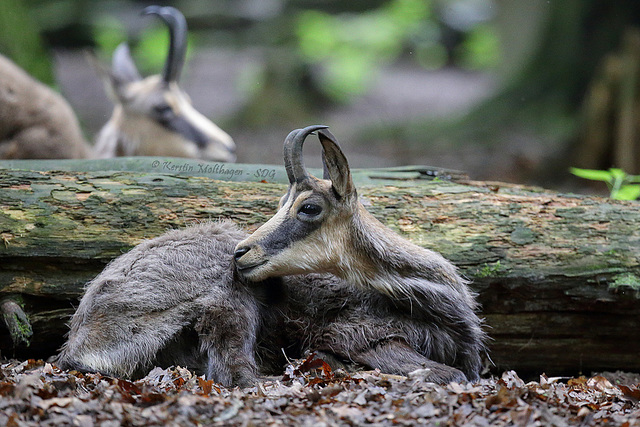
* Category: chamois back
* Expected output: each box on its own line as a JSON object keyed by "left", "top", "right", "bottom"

{"left": 0, "top": 54, "right": 90, "bottom": 159}
{"left": 54, "top": 221, "right": 260, "bottom": 386}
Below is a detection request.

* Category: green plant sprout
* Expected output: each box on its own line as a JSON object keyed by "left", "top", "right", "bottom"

{"left": 570, "top": 167, "right": 640, "bottom": 200}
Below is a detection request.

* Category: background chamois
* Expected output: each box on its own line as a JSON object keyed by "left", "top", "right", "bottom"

{"left": 93, "top": 6, "right": 236, "bottom": 161}
{"left": 0, "top": 6, "right": 235, "bottom": 161}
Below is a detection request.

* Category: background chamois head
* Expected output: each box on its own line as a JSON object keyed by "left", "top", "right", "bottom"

{"left": 93, "top": 5, "right": 236, "bottom": 162}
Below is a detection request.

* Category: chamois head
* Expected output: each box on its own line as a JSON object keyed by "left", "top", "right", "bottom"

{"left": 93, "top": 6, "right": 236, "bottom": 161}
{"left": 234, "top": 125, "right": 360, "bottom": 281}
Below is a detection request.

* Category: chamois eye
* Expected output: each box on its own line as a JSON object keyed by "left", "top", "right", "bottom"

{"left": 153, "top": 104, "right": 173, "bottom": 120}
{"left": 298, "top": 203, "right": 322, "bottom": 218}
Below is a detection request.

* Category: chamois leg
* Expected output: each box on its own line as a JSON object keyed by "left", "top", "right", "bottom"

{"left": 351, "top": 339, "right": 467, "bottom": 384}
{"left": 457, "top": 348, "right": 483, "bottom": 382}
{"left": 196, "top": 299, "right": 260, "bottom": 387}
{"left": 54, "top": 302, "right": 200, "bottom": 379}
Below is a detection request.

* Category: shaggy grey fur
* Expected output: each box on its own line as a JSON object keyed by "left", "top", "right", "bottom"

{"left": 55, "top": 222, "right": 259, "bottom": 386}
{"left": 56, "top": 220, "right": 485, "bottom": 386}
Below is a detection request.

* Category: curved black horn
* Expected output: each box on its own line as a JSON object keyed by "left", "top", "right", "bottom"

{"left": 284, "top": 125, "right": 328, "bottom": 184}
{"left": 143, "top": 5, "right": 187, "bottom": 84}
{"left": 283, "top": 128, "right": 301, "bottom": 184}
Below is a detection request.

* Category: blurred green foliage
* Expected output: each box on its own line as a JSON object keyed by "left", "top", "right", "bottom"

{"left": 295, "top": 0, "right": 430, "bottom": 101}
{"left": 234, "top": 0, "right": 500, "bottom": 126}
{"left": 294, "top": 0, "right": 498, "bottom": 101}
{"left": 2, "top": 0, "right": 500, "bottom": 104}
{"left": 0, "top": 0, "right": 54, "bottom": 85}
{"left": 457, "top": 23, "right": 500, "bottom": 70}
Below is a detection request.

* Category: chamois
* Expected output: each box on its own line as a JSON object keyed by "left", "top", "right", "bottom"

{"left": 0, "top": 53, "right": 90, "bottom": 159}
{"left": 93, "top": 5, "right": 236, "bottom": 161}
{"left": 235, "top": 125, "right": 486, "bottom": 382}
{"left": 0, "top": 6, "right": 236, "bottom": 161}
{"left": 55, "top": 127, "right": 484, "bottom": 386}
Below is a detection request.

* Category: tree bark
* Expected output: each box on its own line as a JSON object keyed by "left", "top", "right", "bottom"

{"left": 1, "top": 164, "right": 639, "bottom": 376}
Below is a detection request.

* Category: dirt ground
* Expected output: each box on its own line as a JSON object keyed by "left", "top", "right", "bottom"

{"left": 1, "top": 356, "right": 639, "bottom": 426}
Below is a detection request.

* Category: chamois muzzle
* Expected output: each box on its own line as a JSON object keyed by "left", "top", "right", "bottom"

{"left": 233, "top": 246, "right": 250, "bottom": 261}
{"left": 143, "top": 5, "right": 187, "bottom": 84}
{"left": 233, "top": 243, "right": 268, "bottom": 277}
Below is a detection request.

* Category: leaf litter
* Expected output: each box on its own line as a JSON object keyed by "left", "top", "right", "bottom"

{"left": 0, "top": 355, "right": 639, "bottom": 426}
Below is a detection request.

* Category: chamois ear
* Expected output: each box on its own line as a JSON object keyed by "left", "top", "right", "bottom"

{"left": 317, "top": 129, "right": 355, "bottom": 200}
{"left": 86, "top": 44, "right": 140, "bottom": 103}
{"left": 110, "top": 43, "right": 142, "bottom": 89}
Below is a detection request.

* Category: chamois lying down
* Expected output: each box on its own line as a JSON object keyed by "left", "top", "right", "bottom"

{"left": 240, "top": 126, "right": 486, "bottom": 382}
{"left": 55, "top": 126, "right": 485, "bottom": 386}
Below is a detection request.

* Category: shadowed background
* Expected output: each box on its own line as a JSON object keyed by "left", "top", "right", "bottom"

{"left": 2, "top": 0, "right": 640, "bottom": 194}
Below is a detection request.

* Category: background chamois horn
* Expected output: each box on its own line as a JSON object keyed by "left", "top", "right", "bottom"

{"left": 285, "top": 124, "right": 328, "bottom": 183}
{"left": 142, "top": 5, "right": 187, "bottom": 84}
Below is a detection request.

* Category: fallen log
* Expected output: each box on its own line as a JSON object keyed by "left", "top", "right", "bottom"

{"left": 1, "top": 159, "right": 639, "bottom": 377}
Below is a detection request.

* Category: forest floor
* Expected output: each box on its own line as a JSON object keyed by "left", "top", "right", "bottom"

{"left": 2, "top": 356, "right": 639, "bottom": 426}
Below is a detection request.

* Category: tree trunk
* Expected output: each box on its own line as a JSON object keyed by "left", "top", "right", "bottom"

{"left": 1, "top": 163, "right": 638, "bottom": 377}
{"left": 575, "top": 27, "right": 640, "bottom": 174}
{"left": 381, "top": 1, "right": 640, "bottom": 185}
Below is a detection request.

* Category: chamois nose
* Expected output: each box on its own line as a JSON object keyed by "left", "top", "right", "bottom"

{"left": 234, "top": 246, "right": 250, "bottom": 261}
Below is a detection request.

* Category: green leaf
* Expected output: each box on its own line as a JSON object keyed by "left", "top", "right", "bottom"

{"left": 569, "top": 167, "right": 613, "bottom": 182}
{"left": 608, "top": 168, "right": 628, "bottom": 181}
{"left": 614, "top": 185, "right": 640, "bottom": 200}
{"left": 625, "top": 174, "right": 640, "bottom": 183}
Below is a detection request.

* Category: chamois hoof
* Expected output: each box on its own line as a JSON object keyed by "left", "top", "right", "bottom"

{"left": 409, "top": 366, "right": 468, "bottom": 384}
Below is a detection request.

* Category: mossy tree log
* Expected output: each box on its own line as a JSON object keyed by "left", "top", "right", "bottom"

{"left": 0, "top": 166, "right": 639, "bottom": 377}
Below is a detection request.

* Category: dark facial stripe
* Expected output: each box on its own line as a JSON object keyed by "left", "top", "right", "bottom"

{"left": 260, "top": 215, "right": 322, "bottom": 256}
{"left": 160, "top": 115, "right": 209, "bottom": 148}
